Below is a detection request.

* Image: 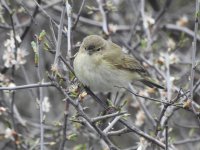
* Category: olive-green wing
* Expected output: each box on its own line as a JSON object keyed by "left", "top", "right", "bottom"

{"left": 115, "top": 54, "right": 148, "bottom": 76}
{"left": 106, "top": 42, "right": 164, "bottom": 89}
{"left": 104, "top": 41, "right": 148, "bottom": 75}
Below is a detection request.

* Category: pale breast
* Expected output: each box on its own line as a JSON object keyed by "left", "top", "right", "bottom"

{"left": 73, "top": 52, "right": 132, "bottom": 92}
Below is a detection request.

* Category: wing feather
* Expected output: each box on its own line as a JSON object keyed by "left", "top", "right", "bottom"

{"left": 105, "top": 42, "right": 148, "bottom": 76}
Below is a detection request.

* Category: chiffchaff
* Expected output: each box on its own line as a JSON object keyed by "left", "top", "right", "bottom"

{"left": 73, "top": 35, "right": 164, "bottom": 92}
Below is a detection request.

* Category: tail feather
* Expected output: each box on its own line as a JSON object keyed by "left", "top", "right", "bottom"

{"left": 140, "top": 79, "right": 164, "bottom": 89}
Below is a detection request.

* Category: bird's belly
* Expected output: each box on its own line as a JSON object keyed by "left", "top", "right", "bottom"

{"left": 74, "top": 54, "right": 131, "bottom": 92}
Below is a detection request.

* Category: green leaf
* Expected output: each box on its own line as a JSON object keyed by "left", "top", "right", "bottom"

{"left": 44, "top": 41, "right": 50, "bottom": 51}
{"left": 39, "top": 30, "right": 46, "bottom": 41}
{"left": 141, "top": 38, "right": 147, "bottom": 48}
{"left": 31, "top": 41, "right": 37, "bottom": 52}
{"left": 67, "top": 133, "right": 77, "bottom": 141}
{"left": 31, "top": 41, "right": 39, "bottom": 66}
{"left": 73, "top": 144, "right": 86, "bottom": 150}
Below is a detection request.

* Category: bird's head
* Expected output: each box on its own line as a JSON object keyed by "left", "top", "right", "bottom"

{"left": 80, "top": 35, "right": 106, "bottom": 55}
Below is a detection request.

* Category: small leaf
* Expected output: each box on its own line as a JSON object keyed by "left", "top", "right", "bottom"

{"left": 141, "top": 38, "right": 147, "bottom": 48}
{"left": 44, "top": 41, "right": 50, "bottom": 51}
{"left": 39, "top": 30, "right": 46, "bottom": 41}
{"left": 73, "top": 144, "right": 86, "bottom": 150}
{"left": 34, "top": 53, "right": 39, "bottom": 66}
{"left": 67, "top": 133, "right": 77, "bottom": 141}
{"left": 31, "top": 41, "right": 37, "bottom": 52}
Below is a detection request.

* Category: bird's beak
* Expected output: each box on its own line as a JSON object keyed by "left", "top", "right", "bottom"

{"left": 85, "top": 49, "right": 94, "bottom": 55}
{"left": 86, "top": 49, "right": 94, "bottom": 55}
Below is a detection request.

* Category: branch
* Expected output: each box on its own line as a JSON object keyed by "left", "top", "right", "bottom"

{"left": 96, "top": 0, "right": 109, "bottom": 35}
{"left": 54, "top": 1, "right": 66, "bottom": 65}
{"left": 91, "top": 111, "right": 127, "bottom": 122}
{"left": 72, "top": 0, "right": 86, "bottom": 30}
{"left": 162, "top": 23, "right": 200, "bottom": 41}
{"left": 66, "top": 1, "right": 72, "bottom": 57}
{"left": 103, "top": 116, "right": 122, "bottom": 134}
{"left": 36, "top": 34, "right": 44, "bottom": 150}
{"left": 0, "top": 82, "right": 53, "bottom": 91}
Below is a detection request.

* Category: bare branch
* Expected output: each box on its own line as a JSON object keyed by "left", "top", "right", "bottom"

{"left": 0, "top": 82, "right": 53, "bottom": 91}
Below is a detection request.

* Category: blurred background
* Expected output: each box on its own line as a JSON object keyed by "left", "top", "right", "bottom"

{"left": 0, "top": 0, "right": 200, "bottom": 150}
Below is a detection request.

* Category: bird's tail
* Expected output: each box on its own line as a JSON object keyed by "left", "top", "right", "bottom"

{"left": 140, "top": 79, "right": 164, "bottom": 89}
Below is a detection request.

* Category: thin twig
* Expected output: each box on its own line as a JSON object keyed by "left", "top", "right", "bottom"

{"left": 36, "top": 35, "right": 44, "bottom": 150}
{"left": 107, "top": 127, "right": 130, "bottom": 136}
{"left": 190, "top": 0, "right": 199, "bottom": 101}
{"left": 140, "top": 0, "right": 152, "bottom": 50}
{"left": 54, "top": 1, "right": 67, "bottom": 65}
{"left": 59, "top": 1, "right": 71, "bottom": 150}
{"left": 129, "top": 85, "right": 157, "bottom": 127}
{"left": 155, "top": 0, "right": 172, "bottom": 23}
{"left": 91, "top": 111, "right": 127, "bottom": 122}
{"left": 20, "top": 0, "right": 41, "bottom": 41}
{"left": 59, "top": 101, "right": 69, "bottom": 150}
{"left": 0, "top": 82, "right": 53, "bottom": 90}
{"left": 72, "top": 0, "right": 86, "bottom": 30}
{"left": 165, "top": 124, "right": 168, "bottom": 150}
{"left": 190, "top": 0, "right": 200, "bottom": 125}
{"left": 96, "top": 0, "right": 109, "bottom": 35}
{"left": 173, "top": 137, "right": 200, "bottom": 145}
{"left": 162, "top": 23, "right": 200, "bottom": 41}
{"left": 66, "top": 1, "right": 72, "bottom": 57}
{"left": 103, "top": 116, "right": 122, "bottom": 134}
{"left": 116, "top": 86, "right": 184, "bottom": 109}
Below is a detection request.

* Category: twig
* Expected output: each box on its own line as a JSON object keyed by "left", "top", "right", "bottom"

{"left": 166, "top": 51, "right": 171, "bottom": 102}
{"left": 155, "top": 90, "right": 181, "bottom": 135}
{"left": 32, "top": 0, "right": 67, "bottom": 36}
{"left": 54, "top": 1, "right": 67, "bottom": 65}
{"left": 59, "top": 101, "right": 69, "bottom": 150}
{"left": 107, "top": 127, "right": 130, "bottom": 136}
{"left": 155, "top": 0, "right": 172, "bottom": 22}
{"left": 190, "top": 0, "right": 199, "bottom": 101}
{"left": 129, "top": 85, "right": 157, "bottom": 127}
{"left": 96, "top": 0, "right": 109, "bottom": 35}
{"left": 116, "top": 86, "right": 184, "bottom": 109}
{"left": 165, "top": 124, "right": 168, "bottom": 150}
{"left": 72, "top": 0, "right": 86, "bottom": 30}
{"left": 66, "top": 1, "right": 72, "bottom": 57}
{"left": 59, "top": 1, "right": 72, "bottom": 150}
{"left": 193, "top": 79, "right": 200, "bottom": 93}
{"left": 43, "top": 1, "right": 131, "bottom": 32}
{"left": 127, "top": 10, "right": 140, "bottom": 45}
{"left": 0, "top": 82, "right": 53, "bottom": 91}
{"left": 190, "top": 0, "right": 200, "bottom": 125}
{"left": 91, "top": 111, "right": 127, "bottom": 122}
{"left": 162, "top": 23, "right": 200, "bottom": 41}
{"left": 173, "top": 137, "right": 200, "bottom": 145}
{"left": 103, "top": 116, "right": 122, "bottom": 134}
{"left": 20, "top": 0, "right": 41, "bottom": 41}
{"left": 49, "top": 19, "right": 57, "bottom": 46}
{"left": 140, "top": 0, "right": 152, "bottom": 50}
{"left": 36, "top": 35, "right": 44, "bottom": 150}
{"left": 119, "top": 121, "right": 166, "bottom": 149}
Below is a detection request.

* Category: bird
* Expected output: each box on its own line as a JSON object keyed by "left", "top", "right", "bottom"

{"left": 73, "top": 35, "right": 164, "bottom": 92}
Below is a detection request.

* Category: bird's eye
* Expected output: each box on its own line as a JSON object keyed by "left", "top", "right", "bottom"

{"left": 96, "top": 48, "right": 101, "bottom": 51}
